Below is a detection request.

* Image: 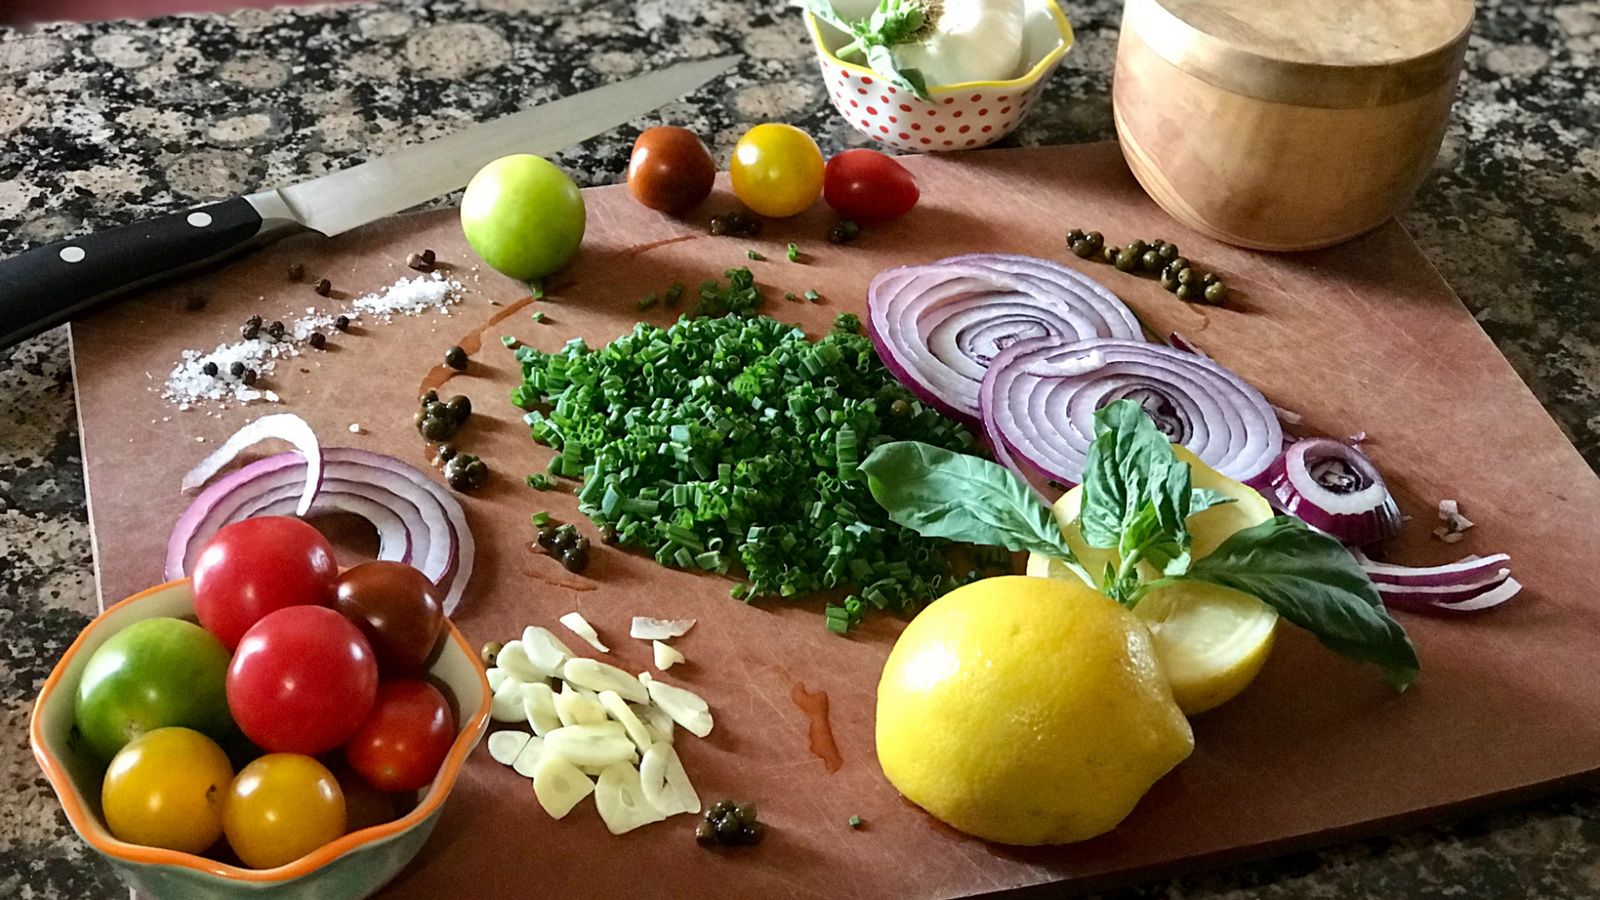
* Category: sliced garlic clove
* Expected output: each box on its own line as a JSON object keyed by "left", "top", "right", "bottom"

{"left": 543, "top": 723, "right": 638, "bottom": 768}
{"left": 645, "top": 678, "right": 713, "bottom": 738}
{"left": 639, "top": 742, "right": 700, "bottom": 816}
{"left": 495, "top": 640, "right": 543, "bottom": 682}
{"left": 562, "top": 657, "right": 648, "bottom": 704}
{"left": 511, "top": 735, "right": 545, "bottom": 778}
{"left": 554, "top": 681, "right": 608, "bottom": 727}
{"left": 559, "top": 612, "right": 609, "bottom": 653}
{"left": 492, "top": 676, "right": 528, "bottom": 722}
{"left": 631, "top": 702, "right": 675, "bottom": 745}
{"left": 533, "top": 755, "right": 595, "bottom": 820}
{"left": 652, "top": 640, "right": 686, "bottom": 671}
{"left": 630, "top": 617, "right": 696, "bottom": 641}
{"left": 598, "top": 690, "right": 653, "bottom": 754}
{"left": 520, "top": 682, "right": 561, "bottom": 736}
{"left": 594, "top": 762, "right": 666, "bottom": 835}
{"left": 521, "top": 626, "right": 574, "bottom": 676}
{"left": 486, "top": 667, "right": 515, "bottom": 693}
{"left": 487, "top": 730, "right": 531, "bottom": 765}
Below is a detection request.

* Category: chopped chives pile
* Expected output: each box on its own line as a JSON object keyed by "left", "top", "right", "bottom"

{"left": 511, "top": 301, "right": 983, "bottom": 629}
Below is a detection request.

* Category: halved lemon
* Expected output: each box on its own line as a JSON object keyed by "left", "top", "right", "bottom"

{"left": 1025, "top": 446, "right": 1279, "bottom": 715}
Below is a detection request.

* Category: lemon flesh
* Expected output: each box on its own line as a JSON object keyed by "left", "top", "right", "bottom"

{"left": 876, "top": 576, "right": 1193, "bottom": 846}
{"left": 1025, "top": 445, "right": 1279, "bottom": 715}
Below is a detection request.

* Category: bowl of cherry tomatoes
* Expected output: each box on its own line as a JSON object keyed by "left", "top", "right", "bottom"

{"left": 30, "top": 516, "right": 491, "bottom": 900}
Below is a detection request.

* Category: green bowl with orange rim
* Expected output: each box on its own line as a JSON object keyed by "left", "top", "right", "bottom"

{"left": 31, "top": 579, "right": 491, "bottom": 900}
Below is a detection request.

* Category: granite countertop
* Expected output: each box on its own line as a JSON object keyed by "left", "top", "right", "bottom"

{"left": 3, "top": 0, "right": 1598, "bottom": 896}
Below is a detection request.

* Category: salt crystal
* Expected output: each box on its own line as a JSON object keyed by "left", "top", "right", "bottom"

{"left": 352, "top": 273, "right": 463, "bottom": 320}
{"left": 348, "top": 423, "right": 364, "bottom": 434}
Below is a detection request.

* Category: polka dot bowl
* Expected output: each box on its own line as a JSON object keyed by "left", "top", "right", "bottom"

{"left": 804, "top": 0, "right": 1075, "bottom": 153}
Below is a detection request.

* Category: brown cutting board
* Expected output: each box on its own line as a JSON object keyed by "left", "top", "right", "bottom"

{"left": 71, "top": 143, "right": 1600, "bottom": 898}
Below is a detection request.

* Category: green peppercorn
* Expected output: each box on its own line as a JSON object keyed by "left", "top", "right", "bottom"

{"left": 1200, "top": 271, "right": 1220, "bottom": 287}
{"left": 1164, "top": 257, "right": 1190, "bottom": 278}
{"left": 481, "top": 641, "right": 503, "bottom": 667}
{"left": 1203, "top": 281, "right": 1229, "bottom": 304}
{"left": 1113, "top": 249, "right": 1138, "bottom": 272}
{"left": 444, "top": 345, "right": 468, "bottom": 371}
{"left": 420, "top": 416, "right": 455, "bottom": 441}
{"left": 421, "top": 389, "right": 439, "bottom": 406}
{"left": 828, "top": 219, "right": 862, "bottom": 244}
{"left": 1175, "top": 283, "right": 1199, "bottom": 302}
{"left": 598, "top": 524, "right": 619, "bottom": 545}
{"left": 889, "top": 398, "right": 911, "bottom": 418}
{"left": 1139, "top": 249, "right": 1163, "bottom": 272}
{"left": 1100, "top": 244, "right": 1120, "bottom": 264}
{"left": 1159, "top": 270, "right": 1181, "bottom": 292}
{"left": 1126, "top": 240, "right": 1147, "bottom": 259}
{"left": 1067, "top": 228, "right": 1086, "bottom": 243}
{"left": 1157, "top": 242, "right": 1179, "bottom": 263}
{"left": 1084, "top": 231, "right": 1104, "bottom": 251}
{"left": 1069, "top": 239, "right": 1095, "bottom": 259}
{"left": 1177, "top": 267, "right": 1200, "bottom": 285}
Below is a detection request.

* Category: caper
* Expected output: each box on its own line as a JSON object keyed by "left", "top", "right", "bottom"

{"left": 465, "top": 459, "right": 488, "bottom": 486}
{"left": 420, "top": 415, "right": 455, "bottom": 441}
{"left": 1175, "top": 283, "right": 1199, "bottom": 302}
{"left": 1200, "top": 271, "right": 1220, "bottom": 286}
{"left": 552, "top": 529, "right": 577, "bottom": 554}
{"left": 1126, "top": 240, "right": 1147, "bottom": 259}
{"left": 435, "top": 442, "right": 458, "bottom": 464}
{"left": 481, "top": 640, "right": 503, "bottom": 666}
{"left": 1176, "top": 267, "right": 1200, "bottom": 285}
{"left": 537, "top": 526, "right": 558, "bottom": 550}
{"left": 1159, "top": 270, "right": 1181, "bottom": 292}
{"left": 421, "top": 389, "right": 439, "bottom": 406}
{"left": 1069, "top": 239, "right": 1095, "bottom": 259}
{"left": 1113, "top": 249, "right": 1138, "bottom": 272}
{"left": 695, "top": 820, "right": 719, "bottom": 845}
{"left": 734, "top": 802, "right": 759, "bottom": 827}
{"left": 889, "top": 398, "right": 911, "bottom": 418}
{"left": 1084, "top": 231, "right": 1104, "bottom": 250}
{"left": 1066, "top": 228, "right": 1085, "bottom": 243}
{"left": 1203, "top": 281, "right": 1229, "bottom": 304}
{"left": 1164, "top": 257, "right": 1190, "bottom": 277}
{"left": 443, "top": 453, "right": 487, "bottom": 491}
{"left": 444, "top": 345, "right": 468, "bottom": 371}
{"left": 412, "top": 408, "right": 428, "bottom": 429}
{"left": 827, "top": 219, "right": 862, "bottom": 244}
{"left": 1139, "top": 249, "right": 1163, "bottom": 272}
{"left": 560, "top": 546, "right": 589, "bottom": 573}
{"left": 709, "top": 215, "right": 730, "bottom": 237}
{"left": 446, "top": 395, "right": 472, "bottom": 425}
{"left": 1100, "top": 245, "right": 1120, "bottom": 264}
{"left": 598, "top": 524, "right": 619, "bottom": 545}
{"left": 1157, "top": 242, "right": 1179, "bottom": 263}
{"left": 740, "top": 820, "right": 766, "bottom": 845}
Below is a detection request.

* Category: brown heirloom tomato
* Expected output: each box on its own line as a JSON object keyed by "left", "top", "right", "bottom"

{"left": 333, "top": 561, "right": 446, "bottom": 676}
{"left": 626, "top": 126, "right": 717, "bottom": 214}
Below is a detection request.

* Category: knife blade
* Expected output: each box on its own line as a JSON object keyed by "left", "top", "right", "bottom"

{"left": 0, "top": 55, "right": 738, "bottom": 350}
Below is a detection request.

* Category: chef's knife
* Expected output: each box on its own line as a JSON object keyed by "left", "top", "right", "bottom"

{"left": 0, "top": 55, "right": 738, "bottom": 349}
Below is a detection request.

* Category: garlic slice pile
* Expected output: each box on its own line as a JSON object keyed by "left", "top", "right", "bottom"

{"left": 482, "top": 617, "right": 714, "bottom": 835}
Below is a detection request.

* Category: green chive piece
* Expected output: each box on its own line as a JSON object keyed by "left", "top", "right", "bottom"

{"left": 804, "top": 289, "right": 821, "bottom": 302}
{"left": 532, "top": 311, "right": 548, "bottom": 323}
{"left": 530, "top": 511, "right": 551, "bottom": 527}
{"left": 848, "top": 815, "right": 863, "bottom": 829}
{"left": 638, "top": 292, "right": 658, "bottom": 310}
{"left": 746, "top": 249, "right": 765, "bottom": 261}
{"left": 786, "top": 242, "right": 800, "bottom": 262}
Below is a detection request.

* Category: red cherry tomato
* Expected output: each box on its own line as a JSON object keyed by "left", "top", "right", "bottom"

{"left": 226, "top": 606, "right": 378, "bottom": 755}
{"left": 192, "top": 516, "right": 338, "bottom": 651}
{"left": 333, "top": 561, "right": 445, "bottom": 676}
{"left": 823, "top": 149, "right": 920, "bottom": 223}
{"left": 344, "top": 680, "right": 456, "bottom": 793}
{"left": 626, "top": 126, "right": 717, "bottom": 214}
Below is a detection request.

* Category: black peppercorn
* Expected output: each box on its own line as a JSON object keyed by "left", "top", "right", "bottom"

{"left": 230, "top": 361, "right": 246, "bottom": 378}
{"left": 828, "top": 219, "right": 862, "bottom": 244}
{"left": 407, "top": 251, "right": 434, "bottom": 272}
{"left": 334, "top": 315, "right": 350, "bottom": 332}
{"left": 241, "top": 368, "right": 258, "bottom": 386}
{"left": 307, "top": 332, "right": 326, "bottom": 349}
{"left": 267, "top": 321, "right": 285, "bottom": 340}
{"left": 288, "top": 262, "right": 306, "bottom": 282}
{"left": 444, "top": 346, "right": 468, "bottom": 371}
{"left": 241, "top": 322, "right": 261, "bottom": 340}
{"left": 201, "top": 361, "right": 218, "bottom": 377}
{"left": 313, "top": 278, "right": 332, "bottom": 297}
{"left": 246, "top": 315, "right": 263, "bottom": 328}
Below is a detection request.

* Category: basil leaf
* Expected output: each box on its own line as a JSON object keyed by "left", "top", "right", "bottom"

{"left": 861, "top": 441, "right": 1077, "bottom": 561}
{"left": 1185, "top": 517, "right": 1420, "bottom": 688}
{"left": 1189, "top": 488, "right": 1235, "bottom": 516}
{"left": 1080, "top": 401, "right": 1175, "bottom": 549}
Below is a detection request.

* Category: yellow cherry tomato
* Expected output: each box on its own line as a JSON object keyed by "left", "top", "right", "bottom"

{"left": 101, "top": 727, "right": 233, "bottom": 854}
{"left": 223, "top": 753, "right": 346, "bottom": 869}
{"left": 729, "top": 123, "right": 825, "bottom": 218}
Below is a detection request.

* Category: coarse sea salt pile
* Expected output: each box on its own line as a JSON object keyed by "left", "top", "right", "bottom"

{"left": 163, "top": 273, "right": 462, "bottom": 409}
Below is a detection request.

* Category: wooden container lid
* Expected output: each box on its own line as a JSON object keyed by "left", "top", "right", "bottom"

{"left": 1121, "top": 0, "right": 1474, "bottom": 108}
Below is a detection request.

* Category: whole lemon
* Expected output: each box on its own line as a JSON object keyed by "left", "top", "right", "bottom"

{"left": 876, "top": 575, "right": 1193, "bottom": 846}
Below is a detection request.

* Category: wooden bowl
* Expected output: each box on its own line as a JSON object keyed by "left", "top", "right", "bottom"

{"left": 1112, "top": 0, "right": 1473, "bottom": 251}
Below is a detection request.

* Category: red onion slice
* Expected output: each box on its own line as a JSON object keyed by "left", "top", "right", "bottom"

{"left": 1352, "top": 549, "right": 1521, "bottom": 614}
{"left": 979, "top": 336, "right": 1282, "bottom": 487}
{"left": 866, "top": 254, "right": 1141, "bottom": 422}
{"left": 181, "top": 413, "right": 323, "bottom": 516}
{"left": 1358, "top": 552, "right": 1512, "bottom": 587}
{"left": 1265, "top": 438, "right": 1402, "bottom": 546}
{"left": 239, "top": 484, "right": 413, "bottom": 565}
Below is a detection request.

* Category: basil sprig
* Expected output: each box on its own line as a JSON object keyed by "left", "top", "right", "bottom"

{"left": 804, "top": 0, "right": 934, "bottom": 99}
{"left": 861, "top": 399, "right": 1420, "bottom": 689}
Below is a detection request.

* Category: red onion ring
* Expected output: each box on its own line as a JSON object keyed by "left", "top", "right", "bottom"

{"left": 866, "top": 253, "right": 1142, "bottom": 422}
{"left": 167, "top": 447, "right": 475, "bottom": 614}
{"left": 234, "top": 483, "right": 413, "bottom": 565}
{"left": 1265, "top": 438, "right": 1402, "bottom": 546}
{"left": 181, "top": 413, "right": 323, "bottom": 516}
{"left": 979, "top": 336, "right": 1282, "bottom": 487}
{"left": 1352, "top": 550, "right": 1521, "bottom": 614}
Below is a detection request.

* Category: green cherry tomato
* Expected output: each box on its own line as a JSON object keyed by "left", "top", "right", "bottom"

{"left": 730, "top": 123, "right": 825, "bottom": 218}
{"left": 461, "top": 154, "right": 586, "bottom": 281}
{"left": 75, "top": 617, "right": 236, "bottom": 762}
{"left": 102, "top": 727, "right": 234, "bottom": 854}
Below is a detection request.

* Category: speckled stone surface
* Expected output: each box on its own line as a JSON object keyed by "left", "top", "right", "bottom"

{"left": 1, "top": 1, "right": 1597, "bottom": 896}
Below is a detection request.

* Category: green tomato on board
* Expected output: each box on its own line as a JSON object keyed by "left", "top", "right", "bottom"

{"left": 460, "top": 154, "right": 587, "bottom": 281}
{"left": 74, "top": 617, "right": 236, "bottom": 762}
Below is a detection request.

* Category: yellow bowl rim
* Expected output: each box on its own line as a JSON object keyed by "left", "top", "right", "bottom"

{"left": 804, "top": 0, "right": 1076, "bottom": 96}
{"left": 29, "top": 577, "right": 493, "bottom": 884}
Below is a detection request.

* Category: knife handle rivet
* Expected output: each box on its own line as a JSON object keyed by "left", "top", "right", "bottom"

{"left": 187, "top": 211, "right": 214, "bottom": 228}
{"left": 59, "top": 246, "right": 85, "bottom": 264}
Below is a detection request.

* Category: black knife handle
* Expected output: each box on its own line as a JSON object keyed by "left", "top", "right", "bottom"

{"left": 0, "top": 197, "right": 268, "bottom": 349}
